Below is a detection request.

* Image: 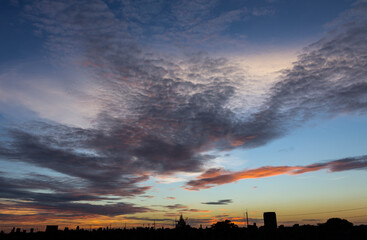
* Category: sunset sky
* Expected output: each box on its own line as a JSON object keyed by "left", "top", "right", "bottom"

{"left": 1, "top": 0, "right": 367, "bottom": 231}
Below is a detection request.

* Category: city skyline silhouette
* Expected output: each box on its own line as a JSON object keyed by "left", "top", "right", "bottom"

{"left": 1, "top": 214, "right": 367, "bottom": 240}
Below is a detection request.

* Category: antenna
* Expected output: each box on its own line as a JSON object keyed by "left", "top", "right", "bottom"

{"left": 243, "top": 209, "right": 249, "bottom": 228}
{"left": 246, "top": 209, "right": 249, "bottom": 227}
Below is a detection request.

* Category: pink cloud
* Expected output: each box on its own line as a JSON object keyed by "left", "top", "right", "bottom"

{"left": 185, "top": 156, "right": 367, "bottom": 190}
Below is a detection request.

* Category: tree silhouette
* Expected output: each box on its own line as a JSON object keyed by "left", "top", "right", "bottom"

{"left": 211, "top": 220, "right": 238, "bottom": 231}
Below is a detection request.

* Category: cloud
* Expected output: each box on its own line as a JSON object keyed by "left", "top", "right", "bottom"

{"left": 185, "top": 155, "right": 367, "bottom": 190}
{"left": 201, "top": 199, "right": 233, "bottom": 205}
{"left": 0, "top": 126, "right": 152, "bottom": 196}
{"left": 160, "top": 204, "right": 209, "bottom": 213}
{"left": 303, "top": 219, "right": 321, "bottom": 222}
{"left": 2, "top": 0, "right": 250, "bottom": 201}
{"left": 0, "top": 175, "right": 150, "bottom": 217}
{"left": 0, "top": 67, "right": 100, "bottom": 127}
{"left": 183, "top": 209, "right": 210, "bottom": 213}
{"left": 9, "top": 0, "right": 366, "bottom": 180}
{"left": 140, "top": 195, "right": 154, "bottom": 198}
{"left": 122, "top": 216, "right": 173, "bottom": 223}
{"left": 214, "top": 214, "right": 229, "bottom": 218}
{"left": 165, "top": 197, "right": 176, "bottom": 200}
{"left": 163, "top": 204, "right": 188, "bottom": 210}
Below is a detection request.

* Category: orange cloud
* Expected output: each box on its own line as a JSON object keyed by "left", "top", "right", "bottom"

{"left": 184, "top": 156, "right": 367, "bottom": 190}
{"left": 185, "top": 166, "right": 299, "bottom": 190}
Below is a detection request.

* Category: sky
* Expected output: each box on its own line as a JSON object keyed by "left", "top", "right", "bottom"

{"left": 1, "top": 0, "right": 367, "bottom": 231}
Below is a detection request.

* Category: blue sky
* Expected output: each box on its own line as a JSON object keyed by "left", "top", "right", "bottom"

{"left": 0, "top": 0, "right": 367, "bottom": 230}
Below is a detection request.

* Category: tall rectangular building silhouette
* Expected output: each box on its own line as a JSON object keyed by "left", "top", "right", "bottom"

{"left": 263, "top": 212, "right": 277, "bottom": 229}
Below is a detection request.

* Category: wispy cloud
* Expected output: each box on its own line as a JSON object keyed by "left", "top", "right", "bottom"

{"left": 0, "top": 175, "right": 150, "bottom": 217}
{"left": 202, "top": 199, "right": 233, "bottom": 205}
{"left": 185, "top": 155, "right": 367, "bottom": 190}
{"left": 164, "top": 204, "right": 188, "bottom": 210}
{"left": 160, "top": 204, "right": 209, "bottom": 213}
{"left": 140, "top": 195, "right": 155, "bottom": 199}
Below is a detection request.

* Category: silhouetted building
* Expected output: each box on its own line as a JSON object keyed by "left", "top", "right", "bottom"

{"left": 45, "top": 225, "right": 58, "bottom": 233}
{"left": 263, "top": 212, "right": 277, "bottom": 229}
{"left": 248, "top": 222, "right": 257, "bottom": 230}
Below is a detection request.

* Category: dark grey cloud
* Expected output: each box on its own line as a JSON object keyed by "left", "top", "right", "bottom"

{"left": 158, "top": 204, "right": 209, "bottom": 213}
{"left": 264, "top": 5, "right": 367, "bottom": 124}
{"left": 225, "top": 1, "right": 367, "bottom": 149}
{"left": 303, "top": 219, "right": 321, "bottom": 222}
{"left": 0, "top": 126, "right": 151, "bottom": 197}
{"left": 201, "top": 199, "right": 233, "bottom": 205}
{"left": 19, "top": 0, "right": 239, "bottom": 173}
{"left": 122, "top": 216, "right": 173, "bottom": 223}
{"left": 9, "top": 0, "right": 367, "bottom": 165}
{"left": 140, "top": 195, "right": 154, "bottom": 198}
{"left": 0, "top": 175, "right": 150, "bottom": 217}
{"left": 164, "top": 204, "right": 187, "bottom": 210}
{"left": 214, "top": 214, "right": 229, "bottom": 218}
